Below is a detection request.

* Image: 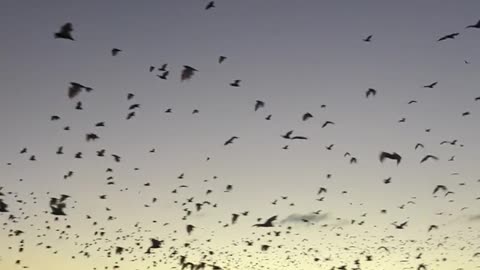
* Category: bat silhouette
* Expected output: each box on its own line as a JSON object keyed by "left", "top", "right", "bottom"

{"left": 379, "top": 152, "right": 402, "bottom": 165}
{"left": 253, "top": 215, "right": 277, "bottom": 227}
{"left": 437, "top": 33, "right": 459, "bottom": 41}
{"left": 181, "top": 66, "right": 197, "bottom": 81}
{"left": 54, "top": 23, "right": 74, "bottom": 40}
{"left": 254, "top": 100, "right": 265, "bottom": 111}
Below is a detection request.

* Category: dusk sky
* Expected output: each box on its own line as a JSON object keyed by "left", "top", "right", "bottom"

{"left": 1, "top": 1, "right": 480, "bottom": 269}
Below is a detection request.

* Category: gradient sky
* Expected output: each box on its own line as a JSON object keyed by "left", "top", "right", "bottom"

{"left": 1, "top": 1, "right": 480, "bottom": 269}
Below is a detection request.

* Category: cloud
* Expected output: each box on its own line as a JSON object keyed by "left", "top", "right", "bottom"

{"left": 468, "top": 214, "right": 480, "bottom": 221}
{"left": 280, "top": 212, "right": 329, "bottom": 224}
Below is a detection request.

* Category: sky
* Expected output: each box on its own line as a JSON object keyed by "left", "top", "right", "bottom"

{"left": 0, "top": 0, "right": 479, "bottom": 269}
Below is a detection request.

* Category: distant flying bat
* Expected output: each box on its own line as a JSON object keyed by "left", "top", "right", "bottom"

{"left": 291, "top": 135, "right": 308, "bottom": 140}
{"left": 111, "top": 48, "right": 122, "bottom": 56}
{"left": 68, "top": 82, "right": 92, "bottom": 99}
{"left": 127, "top": 93, "right": 135, "bottom": 100}
{"left": 415, "top": 143, "right": 424, "bottom": 150}
{"left": 0, "top": 199, "right": 9, "bottom": 212}
{"left": 423, "top": 82, "right": 438, "bottom": 88}
{"left": 158, "top": 64, "right": 167, "bottom": 71}
{"left": 428, "top": 225, "right": 438, "bottom": 232}
{"left": 302, "top": 112, "right": 313, "bottom": 121}
{"left": 49, "top": 196, "right": 69, "bottom": 216}
{"left": 379, "top": 151, "right": 402, "bottom": 165}
{"left": 366, "top": 88, "right": 377, "bottom": 98}
{"left": 186, "top": 224, "right": 195, "bottom": 235}
{"left": 181, "top": 65, "right": 197, "bottom": 81}
{"left": 433, "top": 185, "right": 447, "bottom": 195}
{"left": 146, "top": 239, "right": 163, "bottom": 254}
{"left": 322, "top": 121, "right": 335, "bottom": 128}
{"left": 158, "top": 71, "right": 169, "bottom": 80}
{"left": 253, "top": 215, "right": 277, "bottom": 227}
{"left": 112, "top": 154, "right": 121, "bottom": 162}
{"left": 440, "top": 140, "right": 457, "bottom": 145}
{"left": 224, "top": 136, "right": 238, "bottom": 146}
{"left": 281, "top": 130, "right": 294, "bottom": 139}
{"left": 86, "top": 133, "right": 99, "bottom": 142}
{"left": 408, "top": 100, "right": 418, "bottom": 104}
{"left": 363, "top": 35, "right": 372, "bottom": 42}
{"left": 254, "top": 100, "right": 265, "bottom": 111}
{"left": 205, "top": 1, "right": 215, "bottom": 10}
{"left": 420, "top": 154, "right": 439, "bottom": 163}
{"left": 392, "top": 221, "right": 408, "bottom": 229}
{"left": 232, "top": 214, "right": 239, "bottom": 224}
{"left": 54, "top": 23, "right": 74, "bottom": 40}
{"left": 218, "top": 56, "right": 227, "bottom": 63}
{"left": 417, "top": 263, "right": 427, "bottom": 270}
{"left": 466, "top": 19, "right": 480, "bottom": 29}
{"left": 437, "top": 33, "right": 459, "bottom": 41}
{"left": 126, "top": 111, "right": 135, "bottom": 120}
{"left": 317, "top": 187, "right": 327, "bottom": 195}
{"left": 129, "top": 104, "right": 140, "bottom": 110}
{"left": 230, "top": 80, "right": 241, "bottom": 87}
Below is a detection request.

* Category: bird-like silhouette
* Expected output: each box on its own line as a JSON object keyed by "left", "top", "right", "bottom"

{"left": 230, "top": 80, "right": 241, "bottom": 87}
{"left": 363, "top": 35, "right": 372, "bottom": 42}
{"left": 181, "top": 66, "right": 197, "bottom": 81}
{"left": 54, "top": 23, "right": 74, "bottom": 40}
{"left": 302, "top": 113, "right": 313, "bottom": 121}
{"left": 432, "top": 185, "right": 447, "bottom": 195}
{"left": 392, "top": 221, "right": 408, "bottom": 229}
{"left": 420, "top": 155, "right": 439, "bottom": 163}
{"left": 111, "top": 48, "right": 122, "bottom": 56}
{"left": 366, "top": 88, "right": 376, "bottom": 98}
{"left": 379, "top": 152, "right": 402, "bottom": 165}
{"left": 0, "top": 199, "right": 8, "bottom": 212}
{"left": 321, "top": 121, "right": 335, "bottom": 128}
{"left": 253, "top": 215, "right": 277, "bottom": 227}
{"left": 415, "top": 143, "right": 424, "bottom": 150}
{"left": 423, "top": 82, "right": 437, "bottom": 88}
{"left": 466, "top": 19, "right": 480, "bottom": 29}
{"left": 427, "top": 225, "right": 438, "bottom": 232}
{"left": 186, "top": 224, "right": 195, "bottom": 235}
{"left": 224, "top": 136, "right": 238, "bottom": 146}
{"left": 218, "top": 56, "right": 227, "bottom": 63}
{"left": 205, "top": 1, "right": 215, "bottom": 10}
{"left": 146, "top": 238, "right": 163, "bottom": 253}
{"left": 49, "top": 196, "right": 69, "bottom": 216}
{"left": 437, "top": 33, "right": 459, "bottom": 41}
{"left": 158, "top": 71, "right": 169, "bottom": 80}
{"left": 281, "top": 130, "right": 294, "bottom": 139}
{"left": 254, "top": 100, "right": 265, "bottom": 111}
{"left": 86, "top": 133, "right": 99, "bottom": 142}
{"left": 68, "top": 82, "right": 92, "bottom": 99}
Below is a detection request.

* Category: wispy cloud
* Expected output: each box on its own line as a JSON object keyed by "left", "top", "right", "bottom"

{"left": 280, "top": 212, "right": 329, "bottom": 224}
